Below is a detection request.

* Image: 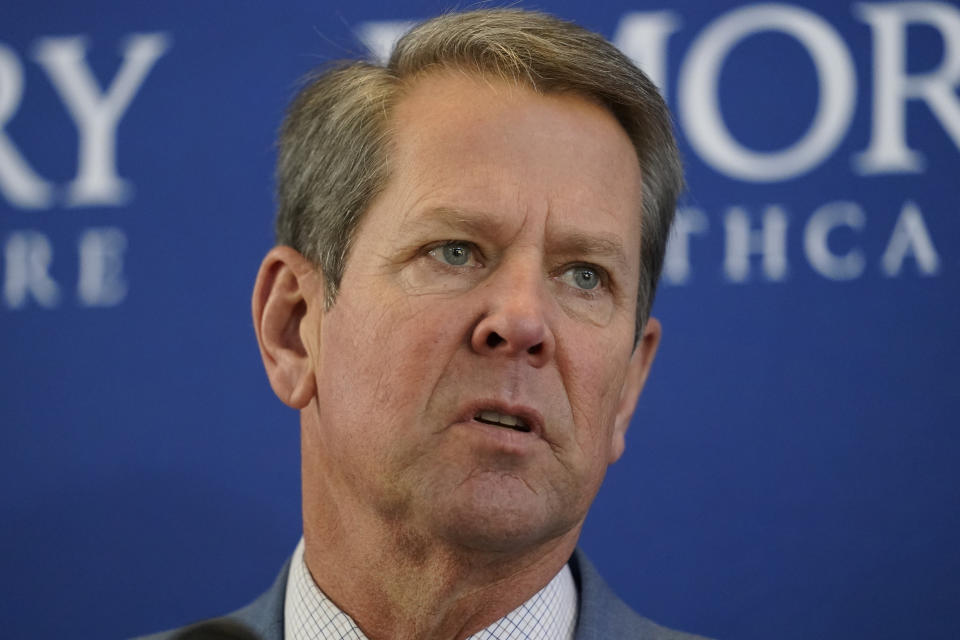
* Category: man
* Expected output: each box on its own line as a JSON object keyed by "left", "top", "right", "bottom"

{"left": 143, "top": 8, "right": 708, "bottom": 640}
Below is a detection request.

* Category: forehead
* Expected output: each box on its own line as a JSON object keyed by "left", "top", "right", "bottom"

{"left": 376, "top": 71, "right": 643, "bottom": 252}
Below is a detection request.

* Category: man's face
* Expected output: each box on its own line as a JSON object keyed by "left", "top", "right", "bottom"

{"left": 301, "top": 72, "right": 653, "bottom": 552}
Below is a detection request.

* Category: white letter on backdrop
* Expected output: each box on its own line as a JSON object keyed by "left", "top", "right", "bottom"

{"left": 0, "top": 44, "right": 53, "bottom": 209}
{"left": 679, "top": 4, "right": 856, "bottom": 181}
{"left": 854, "top": 2, "right": 960, "bottom": 173}
{"left": 33, "top": 33, "right": 170, "bottom": 206}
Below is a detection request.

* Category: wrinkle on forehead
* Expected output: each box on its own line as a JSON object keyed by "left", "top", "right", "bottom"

{"left": 390, "top": 72, "right": 640, "bottom": 186}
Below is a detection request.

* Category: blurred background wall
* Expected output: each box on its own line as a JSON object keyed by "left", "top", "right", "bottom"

{"left": 1, "top": 1, "right": 958, "bottom": 638}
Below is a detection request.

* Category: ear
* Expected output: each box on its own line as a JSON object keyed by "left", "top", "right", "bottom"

{"left": 252, "top": 246, "right": 322, "bottom": 409}
{"left": 608, "top": 317, "right": 662, "bottom": 463}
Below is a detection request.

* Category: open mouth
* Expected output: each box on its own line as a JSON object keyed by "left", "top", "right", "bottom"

{"left": 474, "top": 410, "right": 531, "bottom": 433}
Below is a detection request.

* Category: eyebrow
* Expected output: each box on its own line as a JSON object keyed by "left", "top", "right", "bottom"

{"left": 548, "top": 230, "right": 630, "bottom": 273}
{"left": 407, "top": 206, "right": 632, "bottom": 272}
{"left": 404, "top": 206, "right": 501, "bottom": 238}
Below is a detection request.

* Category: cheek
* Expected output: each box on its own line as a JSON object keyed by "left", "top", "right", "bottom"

{"left": 318, "top": 290, "right": 466, "bottom": 427}
{"left": 559, "top": 332, "right": 631, "bottom": 454}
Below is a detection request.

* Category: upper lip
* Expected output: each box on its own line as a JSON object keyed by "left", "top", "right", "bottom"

{"left": 457, "top": 399, "right": 544, "bottom": 437}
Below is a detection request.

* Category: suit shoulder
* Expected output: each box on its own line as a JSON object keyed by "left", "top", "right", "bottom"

{"left": 571, "top": 549, "right": 715, "bottom": 640}
{"left": 130, "top": 559, "right": 290, "bottom": 640}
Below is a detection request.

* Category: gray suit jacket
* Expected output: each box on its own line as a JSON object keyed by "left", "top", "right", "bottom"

{"left": 140, "top": 549, "right": 711, "bottom": 639}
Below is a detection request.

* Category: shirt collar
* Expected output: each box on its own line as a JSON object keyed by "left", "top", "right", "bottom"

{"left": 284, "top": 538, "right": 578, "bottom": 640}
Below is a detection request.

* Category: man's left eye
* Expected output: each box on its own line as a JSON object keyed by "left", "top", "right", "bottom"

{"left": 428, "top": 241, "right": 475, "bottom": 267}
{"left": 560, "top": 265, "right": 602, "bottom": 290}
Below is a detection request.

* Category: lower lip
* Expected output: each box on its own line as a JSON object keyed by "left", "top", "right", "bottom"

{"left": 450, "top": 419, "right": 541, "bottom": 454}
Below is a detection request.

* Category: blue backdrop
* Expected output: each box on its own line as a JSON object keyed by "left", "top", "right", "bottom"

{"left": 2, "top": 1, "right": 958, "bottom": 638}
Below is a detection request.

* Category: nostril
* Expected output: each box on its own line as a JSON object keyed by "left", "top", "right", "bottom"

{"left": 486, "top": 332, "right": 504, "bottom": 348}
{"left": 527, "top": 343, "right": 542, "bottom": 355}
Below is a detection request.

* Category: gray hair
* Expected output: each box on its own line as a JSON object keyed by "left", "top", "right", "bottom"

{"left": 275, "top": 8, "right": 683, "bottom": 337}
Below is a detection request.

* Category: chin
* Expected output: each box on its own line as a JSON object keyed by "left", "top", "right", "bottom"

{"left": 431, "top": 474, "right": 581, "bottom": 554}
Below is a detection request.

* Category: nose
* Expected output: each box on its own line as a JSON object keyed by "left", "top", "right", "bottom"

{"left": 470, "top": 262, "right": 555, "bottom": 367}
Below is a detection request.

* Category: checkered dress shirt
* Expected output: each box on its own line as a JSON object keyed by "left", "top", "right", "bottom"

{"left": 284, "top": 538, "right": 578, "bottom": 640}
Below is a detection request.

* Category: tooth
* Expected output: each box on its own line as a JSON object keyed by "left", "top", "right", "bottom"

{"left": 500, "top": 414, "right": 518, "bottom": 427}
{"left": 480, "top": 410, "right": 501, "bottom": 423}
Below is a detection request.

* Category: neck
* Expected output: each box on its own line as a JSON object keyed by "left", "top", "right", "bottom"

{"left": 302, "top": 513, "right": 578, "bottom": 640}
{"left": 300, "top": 431, "right": 581, "bottom": 640}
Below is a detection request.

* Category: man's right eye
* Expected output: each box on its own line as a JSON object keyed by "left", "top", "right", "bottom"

{"left": 428, "top": 241, "right": 476, "bottom": 267}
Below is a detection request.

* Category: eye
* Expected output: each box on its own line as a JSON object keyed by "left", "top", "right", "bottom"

{"left": 428, "top": 241, "right": 476, "bottom": 267}
{"left": 560, "top": 265, "right": 602, "bottom": 290}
